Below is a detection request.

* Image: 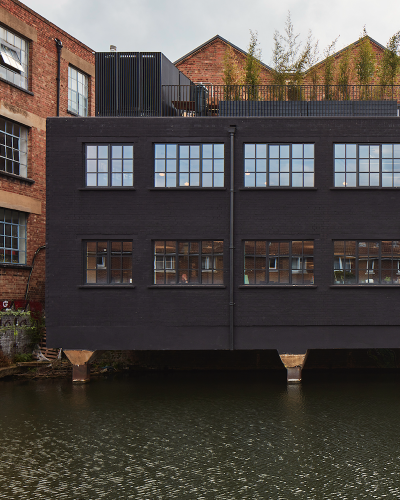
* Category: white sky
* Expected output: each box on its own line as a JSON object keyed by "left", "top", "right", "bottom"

{"left": 23, "top": 0, "right": 400, "bottom": 65}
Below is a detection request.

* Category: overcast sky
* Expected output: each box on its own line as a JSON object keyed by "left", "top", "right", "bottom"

{"left": 23, "top": 0, "right": 399, "bottom": 65}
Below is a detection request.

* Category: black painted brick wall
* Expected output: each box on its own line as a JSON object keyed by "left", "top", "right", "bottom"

{"left": 46, "top": 117, "right": 400, "bottom": 352}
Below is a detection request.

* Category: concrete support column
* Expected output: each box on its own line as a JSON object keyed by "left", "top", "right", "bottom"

{"left": 279, "top": 351, "right": 309, "bottom": 383}
{"left": 64, "top": 350, "right": 97, "bottom": 383}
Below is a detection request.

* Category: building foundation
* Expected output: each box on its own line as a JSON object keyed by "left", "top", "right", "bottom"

{"left": 64, "top": 350, "right": 97, "bottom": 383}
{"left": 279, "top": 351, "right": 309, "bottom": 383}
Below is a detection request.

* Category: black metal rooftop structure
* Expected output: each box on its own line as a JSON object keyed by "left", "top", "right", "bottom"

{"left": 95, "top": 51, "right": 193, "bottom": 117}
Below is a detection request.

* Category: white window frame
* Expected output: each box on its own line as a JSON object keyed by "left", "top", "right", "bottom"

{"left": 68, "top": 66, "right": 89, "bottom": 117}
{"left": 0, "top": 118, "right": 28, "bottom": 177}
{"left": 0, "top": 41, "right": 23, "bottom": 72}
{"left": 0, "top": 208, "right": 27, "bottom": 264}
{"left": 0, "top": 26, "right": 28, "bottom": 90}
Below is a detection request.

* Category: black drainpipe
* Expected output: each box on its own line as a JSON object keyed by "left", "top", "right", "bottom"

{"left": 25, "top": 245, "right": 46, "bottom": 301}
{"left": 54, "top": 38, "right": 63, "bottom": 116}
{"left": 228, "top": 126, "right": 236, "bottom": 350}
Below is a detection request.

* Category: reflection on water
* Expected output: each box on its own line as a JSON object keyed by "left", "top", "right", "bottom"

{"left": 1, "top": 371, "right": 400, "bottom": 499}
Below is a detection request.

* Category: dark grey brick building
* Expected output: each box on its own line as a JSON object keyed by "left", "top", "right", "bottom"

{"left": 46, "top": 115, "right": 400, "bottom": 373}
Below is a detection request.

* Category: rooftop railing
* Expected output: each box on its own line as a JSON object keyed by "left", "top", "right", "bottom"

{"left": 161, "top": 84, "right": 400, "bottom": 117}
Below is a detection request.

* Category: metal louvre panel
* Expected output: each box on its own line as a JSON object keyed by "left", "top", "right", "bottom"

{"left": 118, "top": 53, "right": 139, "bottom": 116}
{"left": 96, "top": 52, "right": 163, "bottom": 116}
{"left": 95, "top": 52, "right": 117, "bottom": 116}
{"left": 140, "top": 53, "right": 160, "bottom": 116}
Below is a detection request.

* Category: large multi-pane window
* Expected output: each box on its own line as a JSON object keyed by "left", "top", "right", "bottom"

{"left": 154, "top": 144, "right": 224, "bottom": 187}
{"left": 0, "top": 26, "right": 28, "bottom": 90}
{"left": 0, "top": 118, "right": 28, "bottom": 177}
{"left": 334, "top": 240, "right": 400, "bottom": 284}
{"left": 244, "top": 144, "right": 314, "bottom": 187}
{"left": 244, "top": 240, "right": 314, "bottom": 285}
{"left": 0, "top": 209, "right": 27, "bottom": 264}
{"left": 86, "top": 144, "right": 133, "bottom": 186}
{"left": 334, "top": 144, "right": 400, "bottom": 187}
{"left": 154, "top": 240, "right": 223, "bottom": 284}
{"left": 68, "top": 66, "right": 89, "bottom": 116}
{"left": 85, "top": 241, "right": 132, "bottom": 284}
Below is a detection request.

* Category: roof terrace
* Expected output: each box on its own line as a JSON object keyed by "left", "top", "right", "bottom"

{"left": 95, "top": 52, "right": 400, "bottom": 118}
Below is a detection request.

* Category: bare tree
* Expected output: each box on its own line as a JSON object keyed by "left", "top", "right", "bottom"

{"left": 323, "top": 38, "right": 339, "bottom": 100}
{"left": 272, "top": 11, "right": 319, "bottom": 88}
{"left": 355, "top": 27, "right": 376, "bottom": 86}
{"left": 337, "top": 46, "right": 353, "bottom": 100}
{"left": 378, "top": 31, "right": 400, "bottom": 87}
{"left": 244, "top": 30, "right": 262, "bottom": 99}
{"left": 223, "top": 44, "right": 243, "bottom": 100}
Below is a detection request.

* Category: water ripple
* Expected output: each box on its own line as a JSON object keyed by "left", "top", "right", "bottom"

{"left": 0, "top": 372, "right": 400, "bottom": 499}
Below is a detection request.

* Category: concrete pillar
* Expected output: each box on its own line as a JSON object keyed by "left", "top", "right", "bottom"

{"left": 64, "top": 350, "right": 97, "bottom": 383}
{"left": 279, "top": 351, "right": 309, "bottom": 383}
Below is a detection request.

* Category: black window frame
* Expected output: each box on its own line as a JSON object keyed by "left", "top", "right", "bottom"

{"left": 334, "top": 143, "right": 400, "bottom": 188}
{"left": 84, "top": 240, "right": 133, "bottom": 285}
{"left": 85, "top": 143, "right": 134, "bottom": 187}
{"left": 244, "top": 143, "right": 315, "bottom": 188}
{"left": 244, "top": 240, "right": 315, "bottom": 285}
{"left": 154, "top": 143, "right": 225, "bottom": 188}
{"left": 153, "top": 240, "right": 224, "bottom": 285}
{"left": 333, "top": 240, "right": 400, "bottom": 285}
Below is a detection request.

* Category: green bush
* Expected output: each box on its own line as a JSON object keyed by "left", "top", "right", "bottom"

{"left": 13, "top": 353, "right": 33, "bottom": 363}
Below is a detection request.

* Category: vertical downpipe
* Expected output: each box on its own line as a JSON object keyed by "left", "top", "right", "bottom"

{"left": 54, "top": 39, "right": 63, "bottom": 117}
{"left": 228, "top": 126, "right": 236, "bottom": 350}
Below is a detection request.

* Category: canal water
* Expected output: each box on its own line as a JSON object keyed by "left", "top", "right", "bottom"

{"left": 1, "top": 370, "right": 400, "bottom": 499}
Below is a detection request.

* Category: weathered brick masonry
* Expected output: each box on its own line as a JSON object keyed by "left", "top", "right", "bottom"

{"left": 0, "top": 0, "right": 94, "bottom": 303}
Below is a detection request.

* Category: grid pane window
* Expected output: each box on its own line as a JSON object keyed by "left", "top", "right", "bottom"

{"left": 334, "top": 144, "right": 400, "bottom": 187}
{"left": 85, "top": 241, "right": 132, "bottom": 284}
{"left": 154, "top": 144, "right": 224, "bottom": 187}
{"left": 154, "top": 240, "right": 223, "bottom": 284}
{"left": 0, "top": 26, "right": 28, "bottom": 89}
{"left": 334, "top": 240, "right": 400, "bottom": 284}
{"left": 244, "top": 144, "right": 314, "bottom": 187}
{"left": 244, "top": 240, "right": 314, "bottom": 284}
{"left": 0, "top": 208, "right": 27, "bottom": 264}
{"left": 68, "top": 66, "right": 89, "bottom": 116}
{"left": 0, "top": 118, "right": 28, "bottom": 177}
{"left": 86, "top": 144, "right": 133, "bottom": 186}
{"left": 382, "top": 144, "right": 400, "bottom": 187}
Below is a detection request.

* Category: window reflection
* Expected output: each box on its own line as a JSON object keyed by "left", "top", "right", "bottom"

{"left": 244, "top": 240, "right": 314, "bottom": 285}
{"left": 85, "top": 240, "right": 132, "bottom": 284}
{"left": 154, "top": 240, "right": 223, "bottom": 285}
{"left": 334, "top": 240, "right": 400, "bottom": 284}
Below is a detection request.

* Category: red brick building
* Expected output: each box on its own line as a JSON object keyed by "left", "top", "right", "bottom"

{"left": 175, "top": 34, "right": 394, "bottom": 90}
{"left": 0, "top": 0, "right": 95, "bottom": 306}
{"left": 304, "top": 36, "right": 389, "bottom": 86}
{"left": 175, "top": 35, "right": 274, "bottom": 86}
